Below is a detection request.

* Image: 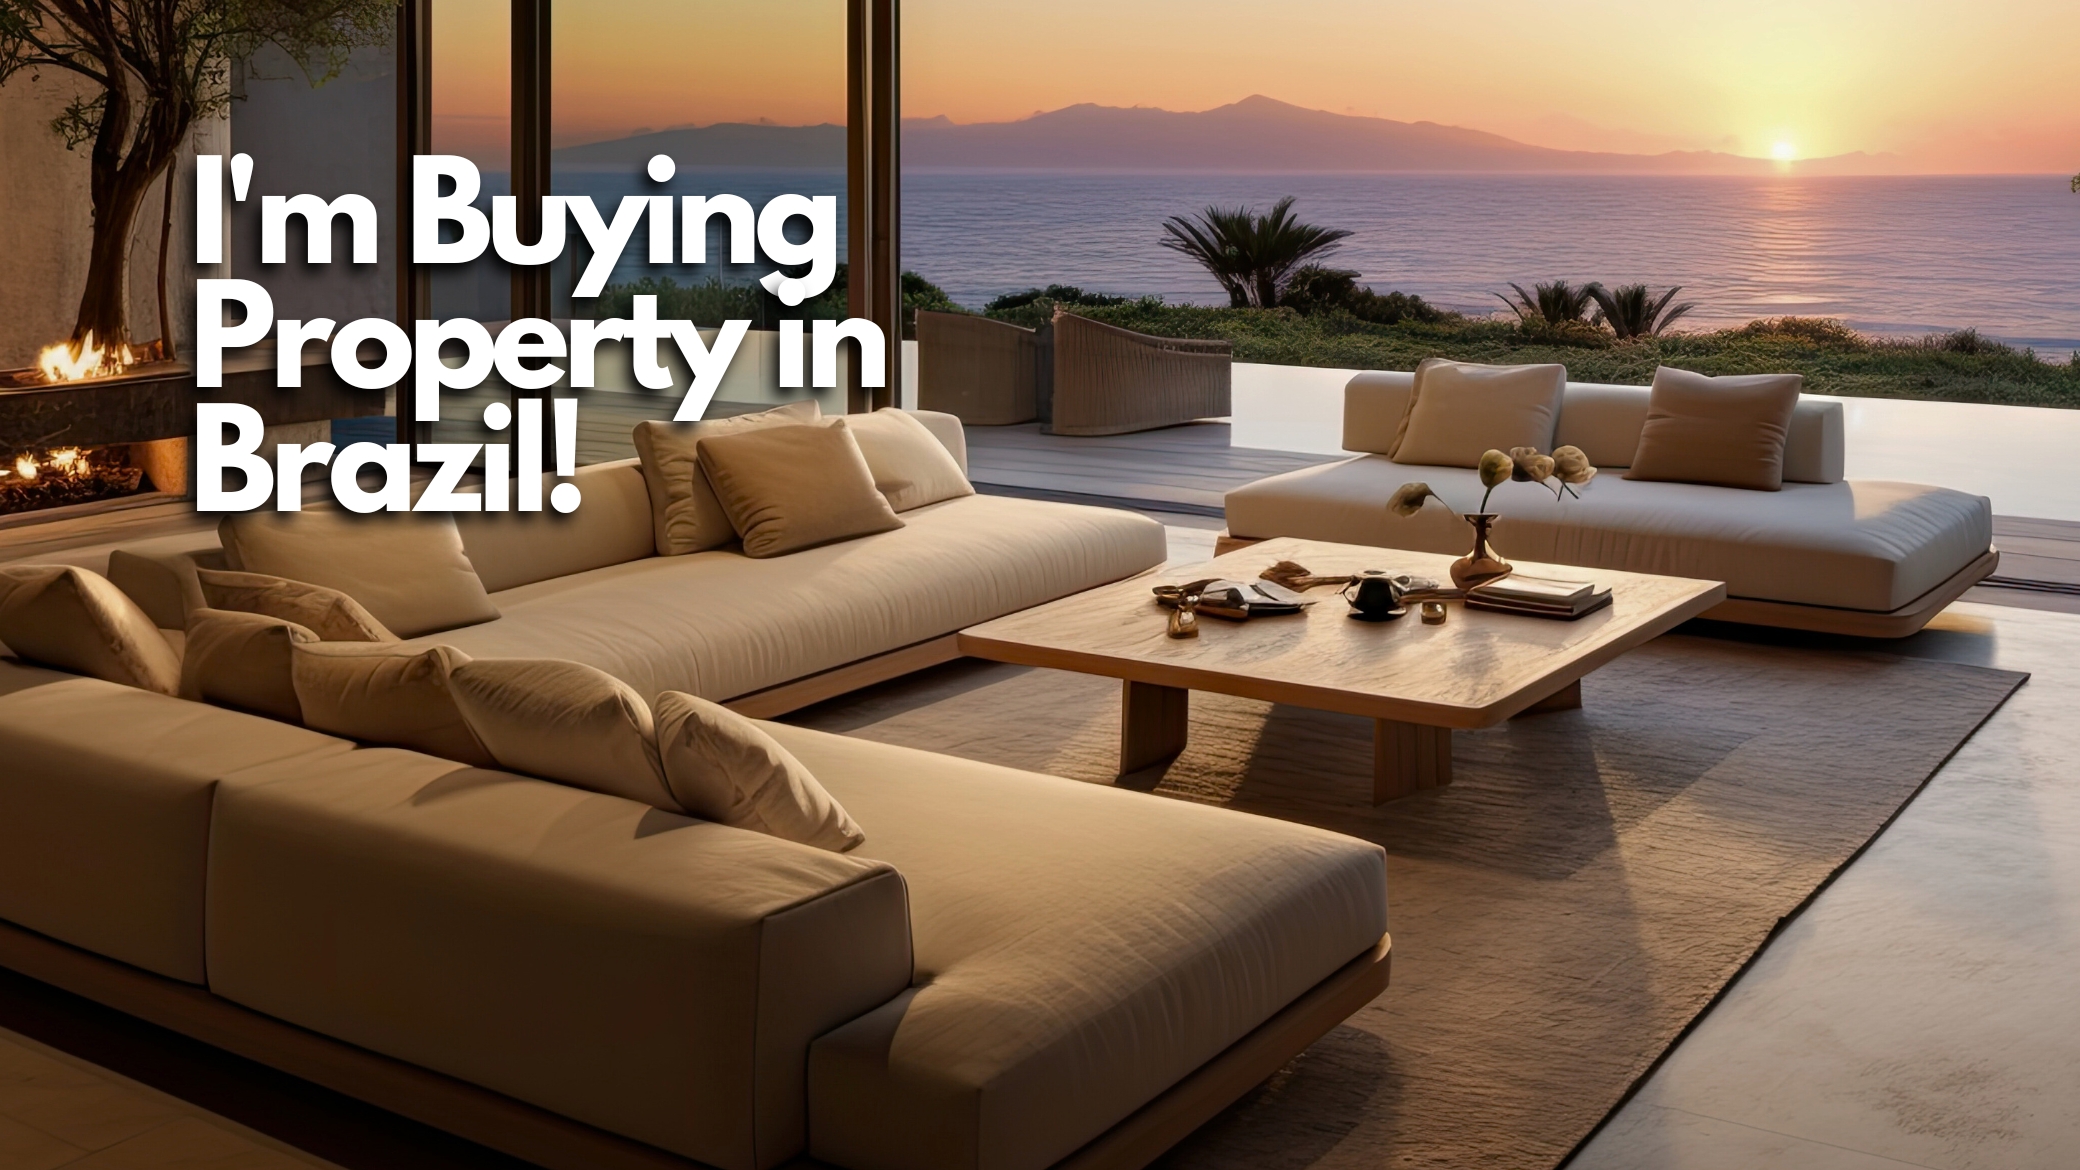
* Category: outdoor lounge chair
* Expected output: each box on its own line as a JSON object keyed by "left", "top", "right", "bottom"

{"left": 916, "top": 309, "right": 1039, "bottom": 425}
{"left": 1045, "top": 309, "right": 1233, "bottom": 436}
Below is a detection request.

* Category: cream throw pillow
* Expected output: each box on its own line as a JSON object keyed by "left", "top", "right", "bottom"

{"left": 197, "top": 568, "right": 396, "bottom": 642}
{"left": 0, "top": 565, "right": 181, "bottom": 694}
{"left": 632, "top": 400, "right": 822, "bottom": 555}
{"left": 1389, "top": 359, "right": 1566, "bottom": 468}
{"left": 845, "top": 408, "right": 975, "bottom": 512}
{"left": 448, "top": 658, "right": 676, "bottom": 809}
{"left": 655, "top": 692, "right": 864, "bottom": 852}
{"left": 696, "top": 419, "right": 904, "bottom": 558}
{"left": 179, "top": 609, "right": 315, "bottom": 723}
{"left": 291, "top": 642, "right": 493, "bottom": 767}
{"left": 1625, "top": 367, "right": 1804, "bottom": 491}
{"left": 219, "top": 511, "right": 497, "bottom": 639}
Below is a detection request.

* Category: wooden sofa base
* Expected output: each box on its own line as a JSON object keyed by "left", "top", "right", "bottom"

{"left": 1213, "top": 533, "right": 2000, "bottom": 638}
{"left": 0, "top": 918, "right": 1390, "bottom": 1170}
{"left": 723, "top": 634, "right": 963, "bottom": 719}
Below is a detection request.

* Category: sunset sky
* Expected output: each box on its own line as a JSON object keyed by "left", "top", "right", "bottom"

{"left": 434, "top": 0, "right": 2078, "bottom": 172}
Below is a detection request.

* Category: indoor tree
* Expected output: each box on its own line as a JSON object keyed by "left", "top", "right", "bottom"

{"left": 1159, "top": 196, "right": 1351, "bottom": 309}
{"left": 0, "top": 0, "right": 394, "bottom": 364}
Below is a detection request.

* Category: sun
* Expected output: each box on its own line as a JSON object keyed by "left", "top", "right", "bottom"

{"left": 1771, "top": 140, "right": 1798, "bottom": 162}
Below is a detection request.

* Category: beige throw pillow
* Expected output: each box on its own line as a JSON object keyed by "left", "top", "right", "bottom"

{"left": 632, "top": 400, "right": 822, "bottom": 555}
{"left": 845, "top": 408, "right": 975, "bottom": 512}
{"left": 0, "top": 565, "right": 181, "bottom": 694}
{"left": 291, "top": 642, "right": 493, "bottom": 767}
{"left": 1625, "top": 367, "right": 1804, "bottom": 491}
{"left": 696, "top": 419, "right": 904, "bottom": 558}
{"left": 219, "top": 511, "right": 498, "bottom": 639}
{"left": 178, "top": 609, "right": 315, "bottom": 722}
{"left": 197, "top": 568, "right": 396, "bottom": 642}
{"left": 655, "top": 692, "right": 864, "bottom": 852}
{"left": 448, "top": 658, "right": 676, "bottom": 809}
{"left": 1389, "top": 359, "right": 1566, "bottom": 468}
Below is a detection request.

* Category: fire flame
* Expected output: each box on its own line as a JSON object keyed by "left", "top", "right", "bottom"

{"left": 35, "top": 333, "right": 138, "bottom": 382}
{"left": 4, "top": 448, "right": 86, "bottom": 484}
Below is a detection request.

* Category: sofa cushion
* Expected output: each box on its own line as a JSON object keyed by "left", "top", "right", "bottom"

{"left": 698, "top": 419, "right": 905, "bottom": 558}
{"left": 219, "top": 511, "right": 499, "bottom": 638}
{"left": 449, "top": 657, "right": 676, "bottom": 810}
{"left": 655, "top": 692, "right": 864, "bottom": 852}
{"left": 291, "top": 641, "right": 493, "bottom": 767}
{"left": 198, "top": 568, "right": 396, "bottom": 642}
{"left": 1626, "top": 367, "right": 1804, "bottom": 491}
{"left": 204, "top": 746, "right": 911, "bottom": 1170}
{"left": 846, "top": 409, "right": 976, "bottom": 512}
{"left": 456, "top": 459, "right": 658, "bottom": 593}
{"left": 0, "top": 660, "right": 351, "bottom": 983}
{"left": 179, "top": 608, "right": 315, "bottom": 722}
{"left": 633, "top": 400, "right": 822, "bottom": 556}
{"left": 1390, "top": 359, "right": 1565, "bottom": 468}
{"left": 766, "top": 725, "right": 1388, "bottom": 1170}
{"left": 0, "top": 565, "right": 182, "bottom": 694}
{"left": 1226, "top": 455, "right": 1992, "bottom": 613}
{"left": 409, "top": 494, "right": 1167, "bottom": 703}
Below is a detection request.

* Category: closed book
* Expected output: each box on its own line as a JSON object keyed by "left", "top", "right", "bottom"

{"left": 1474, "top": 574, "right": 1597, "bottom": 606}
{"left": 1464, "top": 588, "right": 1613, "bottom": 620}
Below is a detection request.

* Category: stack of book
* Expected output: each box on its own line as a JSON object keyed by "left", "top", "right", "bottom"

{"left": 1464, "top": 574, "right": 1613, "bottom": 620}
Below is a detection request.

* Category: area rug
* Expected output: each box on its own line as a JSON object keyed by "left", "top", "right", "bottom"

{"left": 783, "top": 633, "right": 2025, "bottom": 1170}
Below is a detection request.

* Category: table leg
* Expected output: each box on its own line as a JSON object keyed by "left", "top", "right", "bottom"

{"left": 1374, "top": 719, "right": 1451, "bottom": 803}
{"left": 1513, "top": 678, "right": 1583, "bottom": 718}
{"left": 1120, "top": 681, "right": 1189, "bottom": 777}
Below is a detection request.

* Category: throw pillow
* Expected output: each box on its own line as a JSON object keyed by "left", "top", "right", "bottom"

{"left": 654, "top": 692, "right": 864, "bottom": 852}
{"left": 632, "top": 400, "right": 822, "bottom": 555}
{"left": 1389, "top": 358, "right": 1566, "bottom": 468}
{"left": 291, "top": 641, "right": 494, "bottom": 767}
{"left": 696, "top": 419, "right": 904, "bottom": 558}
{"left": 0, "top": 565, "right": 182, "bottom": 694}
{"left": 198, "top": 568, "right": 396, "bottom": 642}
{"left": 219, "top": 510, "right": 498, "bottom": 639}
{"left": 178, "top": 608, "right": 315, "bottom": 722}
{"left": 448, "top": 657, "right": 676, "bottom": 809}
{"left": 1625, "top": 366, "right": 1804, "bottom": 491}
{"left": 844, "top": 408, "right": 976, "bottom": 512}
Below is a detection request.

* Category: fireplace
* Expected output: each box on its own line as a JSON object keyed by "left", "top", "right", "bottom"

{"left": 0, "top": 349, "right": 385, "bottom": 526}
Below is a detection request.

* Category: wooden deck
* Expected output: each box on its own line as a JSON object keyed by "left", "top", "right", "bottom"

{"left": 962, "top": 422, "right": 1333, "bottom": 517}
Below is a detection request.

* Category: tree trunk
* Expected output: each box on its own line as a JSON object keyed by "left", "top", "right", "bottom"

{"left": 71, "top": 167, "right": 157, "bottom": 354}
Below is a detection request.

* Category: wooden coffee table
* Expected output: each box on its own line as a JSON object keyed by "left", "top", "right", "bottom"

{"left": 958, "top": 537, "right": 1727, "bottom": 803}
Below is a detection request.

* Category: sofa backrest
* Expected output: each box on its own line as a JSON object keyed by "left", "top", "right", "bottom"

{"left": 456, "top": 458, "right": 656, "bottom": 593}
{"left": 1342, "top": 370, "right": 1845, "bottom": 484}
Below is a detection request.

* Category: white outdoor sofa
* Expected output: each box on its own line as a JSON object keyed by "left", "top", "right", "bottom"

{"left": 1220, "top": 372, "right": 1999, "bottom": 637}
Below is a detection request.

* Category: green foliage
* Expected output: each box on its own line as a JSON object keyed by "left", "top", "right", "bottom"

{"left": 900, "top": 271, "right": 961, "bottom": 338}
{"left": 1159, "top": 196, "right": 1353, "bottom": 309}
{"left": 594, "top": 275, "right": 847, "bottom": 329}
{"left": 984, "top": 284, "right": 1133, "bottom": 314}
{"left": 1496, "top": 280, "right": 1596, "bottom": 326}
{"left": 1586, "top": 283, "right": 1695, "bottom": 340}
{"left": 1280, "top": 265, "right": 1446, "bottom": 326}
{"left": 1004, "top": 301, "right": 2080, "bottom": 409}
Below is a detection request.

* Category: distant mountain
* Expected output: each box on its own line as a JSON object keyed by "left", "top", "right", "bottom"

{"left": 902, "top": 96, "right": 1896, "bottom": 172}
{"left": 551, "top": 97, "right": 1897, "bottom": 175}
{"left": 554, "top": 122, "right": 845, "bottom": 169}
{"left": 904, "top": 96, "right": 1894, "bottom": 174}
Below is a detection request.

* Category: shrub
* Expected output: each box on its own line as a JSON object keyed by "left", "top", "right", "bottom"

{"left": 1931, "top": 327, "right": 2012, "bottom": 357}
{"left": 1496, "top": 280, "right": 1596, "bottom": 327}
{"left": 1159, "top": 196, "right": 1353, "bottom": 308}
{"left": 1732, "top": 317, "right": 1867, "bottom": 348}
{"left": 984, "top": 284, "right": 1133, "bottom": 313}
{"left": 1586, "top": 283, "right": 1696, "bottom": 340}
{"left": 1281, "top": 264, "right": 1446, "bottom": 325}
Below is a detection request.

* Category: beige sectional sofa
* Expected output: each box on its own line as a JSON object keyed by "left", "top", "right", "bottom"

{"left": 0, "top": 410, "right": 1393, "bottom": 1170}
{"left": 1223, "top": 372, "right": 1998, "bottom": 636}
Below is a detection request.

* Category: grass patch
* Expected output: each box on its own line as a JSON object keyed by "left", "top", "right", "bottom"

{"left": 983, "top": 301, "right": 2080, "bottom": 408}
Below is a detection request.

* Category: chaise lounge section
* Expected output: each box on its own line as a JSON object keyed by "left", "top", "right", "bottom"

{"left": 1222, "top": 371, "right": 1998, "bottom": 636}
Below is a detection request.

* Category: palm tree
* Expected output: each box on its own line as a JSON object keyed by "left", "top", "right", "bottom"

{"left": 1159, "top": 196, "right": 1352, "bottom": 309}
{"left": 1586, "top": 283, "right": 1696, "bottom": 340}
{"left": 1495, "top": 280, "right": 1596, "bottom": 326}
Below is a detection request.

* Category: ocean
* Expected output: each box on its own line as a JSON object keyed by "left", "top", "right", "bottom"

{"left": 900, "top": 171, "right": 2080, "bottom": 357}
{"left": 551, "top": 169, "right": 2080, "bottom": 357}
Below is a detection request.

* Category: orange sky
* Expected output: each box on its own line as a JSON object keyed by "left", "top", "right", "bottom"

{"left": 432, "top": 0, "right": 2078, "bottom": 172}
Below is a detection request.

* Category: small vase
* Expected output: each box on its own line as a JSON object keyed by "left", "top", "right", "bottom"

{"left": 1451, "top": 513, "right": 1513, "bottom": 591}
